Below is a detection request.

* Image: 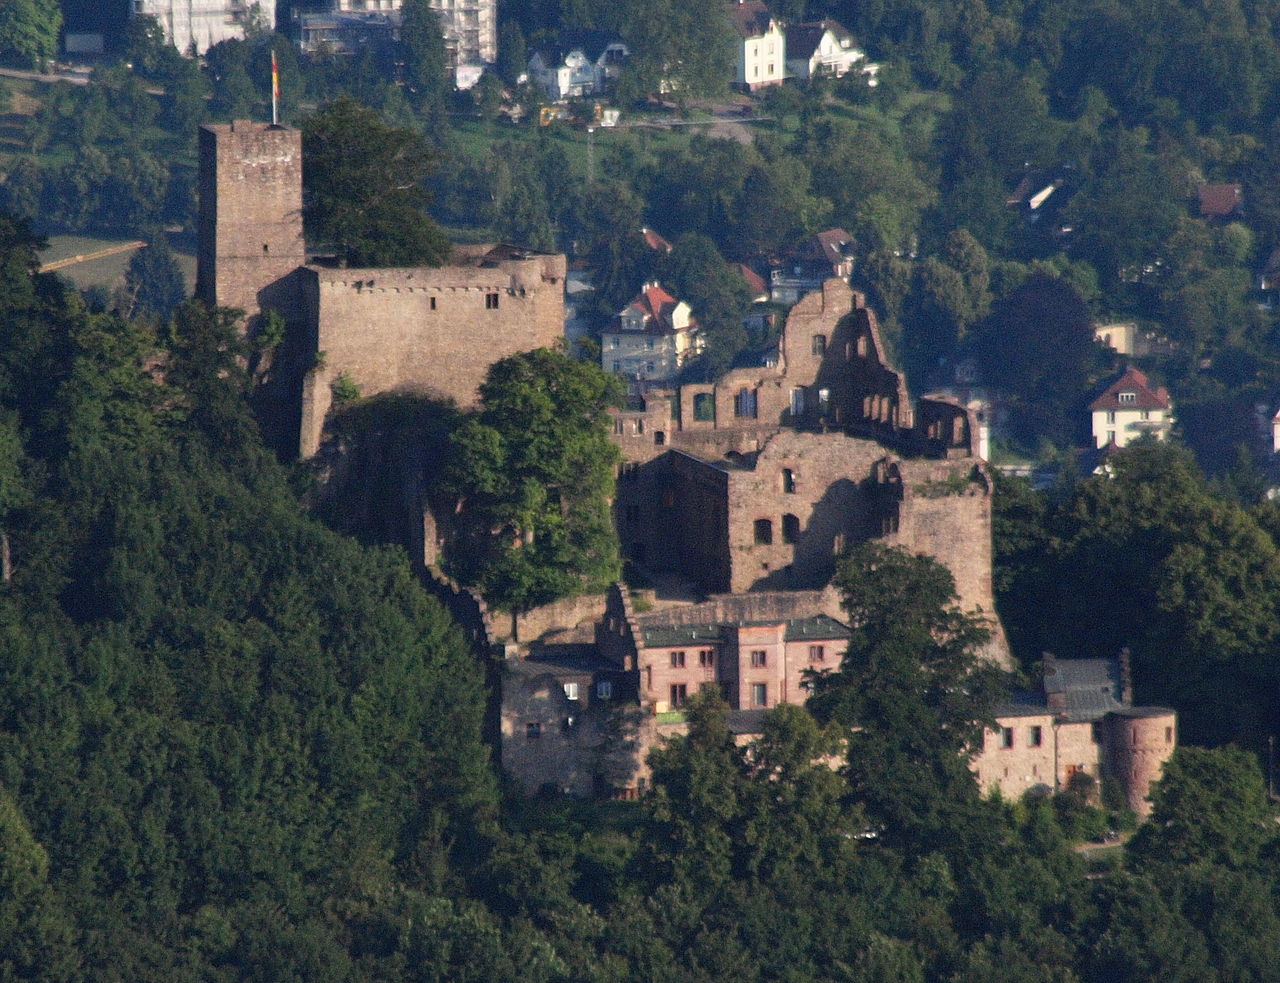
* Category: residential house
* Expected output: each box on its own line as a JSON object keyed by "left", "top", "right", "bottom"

{"left": 1197, "top": 183, "right": 1244, "bottom": 222}
{"left": 1006, "top": 164, "right": 1076, "bottom": 234}
{"left": 974, "top": 653, "right": 1175, "bottom": 817}
{"left": 785, "top": 19, "right": 874, "bottom": 82}
{"left": 730, "top": 262, "right": 769, "bottom": 303}
{"left": 1089, "top": 366, "right": 1173, "bottom": 448}
{"left": 601, "top": 282, "right": 701, "bottom": 381}
{"left": 528, "top": 31, "right": 629, "bottom": 101}
{"left": 770, "top": 228, "right": 856, "bottom": 304}
{"left": 640, "top": 227, "right": 674, "bottom": 255}
{"left": 730, "top": 0, "right": 787, "bottom": 91}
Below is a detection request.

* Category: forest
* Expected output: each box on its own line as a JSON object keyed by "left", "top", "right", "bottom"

{"left": 1, "top": 0, "right": 1280, "bottom": 978}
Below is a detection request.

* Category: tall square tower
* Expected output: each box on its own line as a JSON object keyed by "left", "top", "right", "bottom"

{"left": 196, "top": 122, "right": 306, "bottom": 334}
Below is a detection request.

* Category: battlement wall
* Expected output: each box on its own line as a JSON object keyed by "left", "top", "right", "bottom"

{"left": 298, "top": 255, "right": 566, "bottom": 457}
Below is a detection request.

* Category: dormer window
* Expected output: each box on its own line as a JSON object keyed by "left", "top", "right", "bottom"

{"left": 1118, "top": 392, "right": 1137, "bottom": 404}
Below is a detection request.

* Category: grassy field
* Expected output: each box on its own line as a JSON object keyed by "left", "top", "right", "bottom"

{"left": 40, "top": 234, "right": 196, "bottom": 294}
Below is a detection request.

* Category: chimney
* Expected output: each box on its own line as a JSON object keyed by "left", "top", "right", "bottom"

{"left": 1119, "top": 647, "right": 1133, "bottom": 704}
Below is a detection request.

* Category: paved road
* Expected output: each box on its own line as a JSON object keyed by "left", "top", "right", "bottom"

{"left": 0, "top": 64, "right": 95, "bottom": 86}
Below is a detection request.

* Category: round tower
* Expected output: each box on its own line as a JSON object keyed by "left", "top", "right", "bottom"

{"left": 1105, "top": 707, "right": 1176, "bottom": 818}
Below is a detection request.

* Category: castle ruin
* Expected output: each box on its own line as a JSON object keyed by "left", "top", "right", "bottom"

{"left": 195, "top": 121, "right": 567, "bottom": 458}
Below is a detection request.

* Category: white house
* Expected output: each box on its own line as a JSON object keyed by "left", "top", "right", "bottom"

{"left": 1089, "top": 366, "right": 1173, "bottom": 448}
{"left": 729, "top": 1, "right": 787, "bottom": 91}
{"left": 601, "top": 282, "right": 701, "bottom": 381}
{"left": 528, "top": 31, "right": 629, "bottom": 101}
{"left": 785, "top": 19, "right": 873, "bottom": 82}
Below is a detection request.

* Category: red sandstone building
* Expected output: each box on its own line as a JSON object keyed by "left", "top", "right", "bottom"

{"left": 975, "top": 653, "right": 1175, "bottom": 817}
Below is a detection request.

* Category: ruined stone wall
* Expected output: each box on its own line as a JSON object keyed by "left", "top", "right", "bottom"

{"left": 298, "top": 255, "right": 566, "bottom": 456}
{"left": 887, "top": 458, "right": 1006, "bottom": 661}
{"left": 725, "top": 430, "right": 888, "bottom": 592}
{"left": 500, "top": 664, "right": 650, "bottom": 796}
{"left": 616, "top": 450, "right": 731, "bottom": 587}
{"left": 510, "top": 592, "right": 608, "bottom": 644}
{"left": 610, "top": 279, "right": 916, "bottom": 465}
{"left": 630, "top": 588, "right": 838, "bottom": 628}
{"left": 196, "top": 122, "right": 306, "bottom": 335}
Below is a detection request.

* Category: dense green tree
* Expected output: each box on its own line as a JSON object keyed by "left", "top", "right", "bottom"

{"left": 401, "top": 0, "right": 452, "bottom": 116}
{"left": 0, "top": 0, "right": 61, "bottom": 69}
{"left": 995, "top": 442, "right": 1280, "bottom": 745}
{"left": 440, "top": 348, "right": 622, "bottom": 611}
{"left": 301, "top": 97, "right": 450, "bottom": 267}
{"left": 1128, "top": 746, "right": 1275, "bottom": 871}
{"left": 120, "top": 236, "right": 187, "bottom": 323}
{"left": 659, "top": 233, "right": 753, "bottom": 379}
{"left": 620, "top": 0, "right": 735, "bottom": 102}
{"left": 497, "top": 20, "right": 528, "bottom": 87}
{"left": 809, "top": 542, "right": 1005, "bottom": 852}
{"left": 971, "top": 271, "right": 1099, "bottom": 448}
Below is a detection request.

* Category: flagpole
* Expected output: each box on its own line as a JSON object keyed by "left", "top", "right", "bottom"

{"left": 271, "top": 49, "right": 280, "bottom": 126}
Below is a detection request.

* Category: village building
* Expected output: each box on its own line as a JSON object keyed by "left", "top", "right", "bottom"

{"left": 1089, "top": 365, "right": 1174, "bottom": 449}
{"left": 131, "top": 0, "right": 276, "bottom": 54}
{"left": 600, "top": 282, "right": 702, "bottom": 383}
{"left": 770, "top": 228, "right": 856, "bottom": 304}
{"left": 784, "top": 19, "right": 873, "bottom": 82}
{"left": 730, "top": 0, "right": 787, "bottom": 90}
{"left": 528, "top": 31, "right": 629, "bottom": 101}
{"left": 974, "top": 652, "right": 1176, "bottom": 817}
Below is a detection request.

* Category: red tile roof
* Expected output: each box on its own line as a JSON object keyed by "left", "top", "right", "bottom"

{"left": 640, "top": 227, "right": 673, "bottom": 253}
{"left": 1197, "top": 183, "right": 1242, "bottom": 219}
{"left": 1088, "top": 366, "right": 1171, "bottom": 412}
{"left": 616, "top": 282, "right": 696, "bottom": 335}
{"left": 730, "top": 262, "right": 768, "bottom": 300}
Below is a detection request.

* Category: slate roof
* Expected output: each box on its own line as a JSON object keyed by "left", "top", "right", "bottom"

{"left": 728, "top": 1, "right": 777, "bottom": 39}
{"left": 783, "top": 614, "right": 850, "bottom": 642}
{"left": 1045, "top": 657, "right": 1126, "bottom": 722}
{"left": 1088, "top": 366, "right": 1171, "bottom": 412}
{"left": 785, "top": 19, "right": 854, "bottom": 60}
{"left": 637, "top": 614, "right": 848, "bottom": 648}
{"left": 639, "top": 623, "right": 724, "bottom": 648}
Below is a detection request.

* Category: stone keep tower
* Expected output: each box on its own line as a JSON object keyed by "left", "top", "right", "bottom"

{"left": 196, "top": 122, "right": 306, "bottom": 334}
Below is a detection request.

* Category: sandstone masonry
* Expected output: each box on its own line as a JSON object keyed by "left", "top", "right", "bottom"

{"left": 196, "top": 122, "right": 566, "bottom": 458}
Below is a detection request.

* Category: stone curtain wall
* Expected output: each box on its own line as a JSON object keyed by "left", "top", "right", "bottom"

{"left": 298, "top": 254, "right": 566, "bottom": 456}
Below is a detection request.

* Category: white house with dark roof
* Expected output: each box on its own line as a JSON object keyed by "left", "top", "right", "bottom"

{"left": 1089, "top": 366, "right": 1173, "bottom": 448}
{"left": 601, "top": 282, "right": 701, "bottom": 381}
{"left": 770, "top": 228, "right": 856, "bottom": 304}
{"left": 785, "top": 19, "right": 873, "bottom": 81}
{"left": 730, "top": 0, "right": 787, "bottom": 90}
{"left": 528, "top": 30, "right": 629, "bottom": 101}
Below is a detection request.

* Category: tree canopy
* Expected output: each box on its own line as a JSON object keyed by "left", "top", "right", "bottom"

{"left": 439, "top": 348, "right": 623, "bottom": 611}
{"left": 301, "top": 97, "right": 450, "bottom": 268}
